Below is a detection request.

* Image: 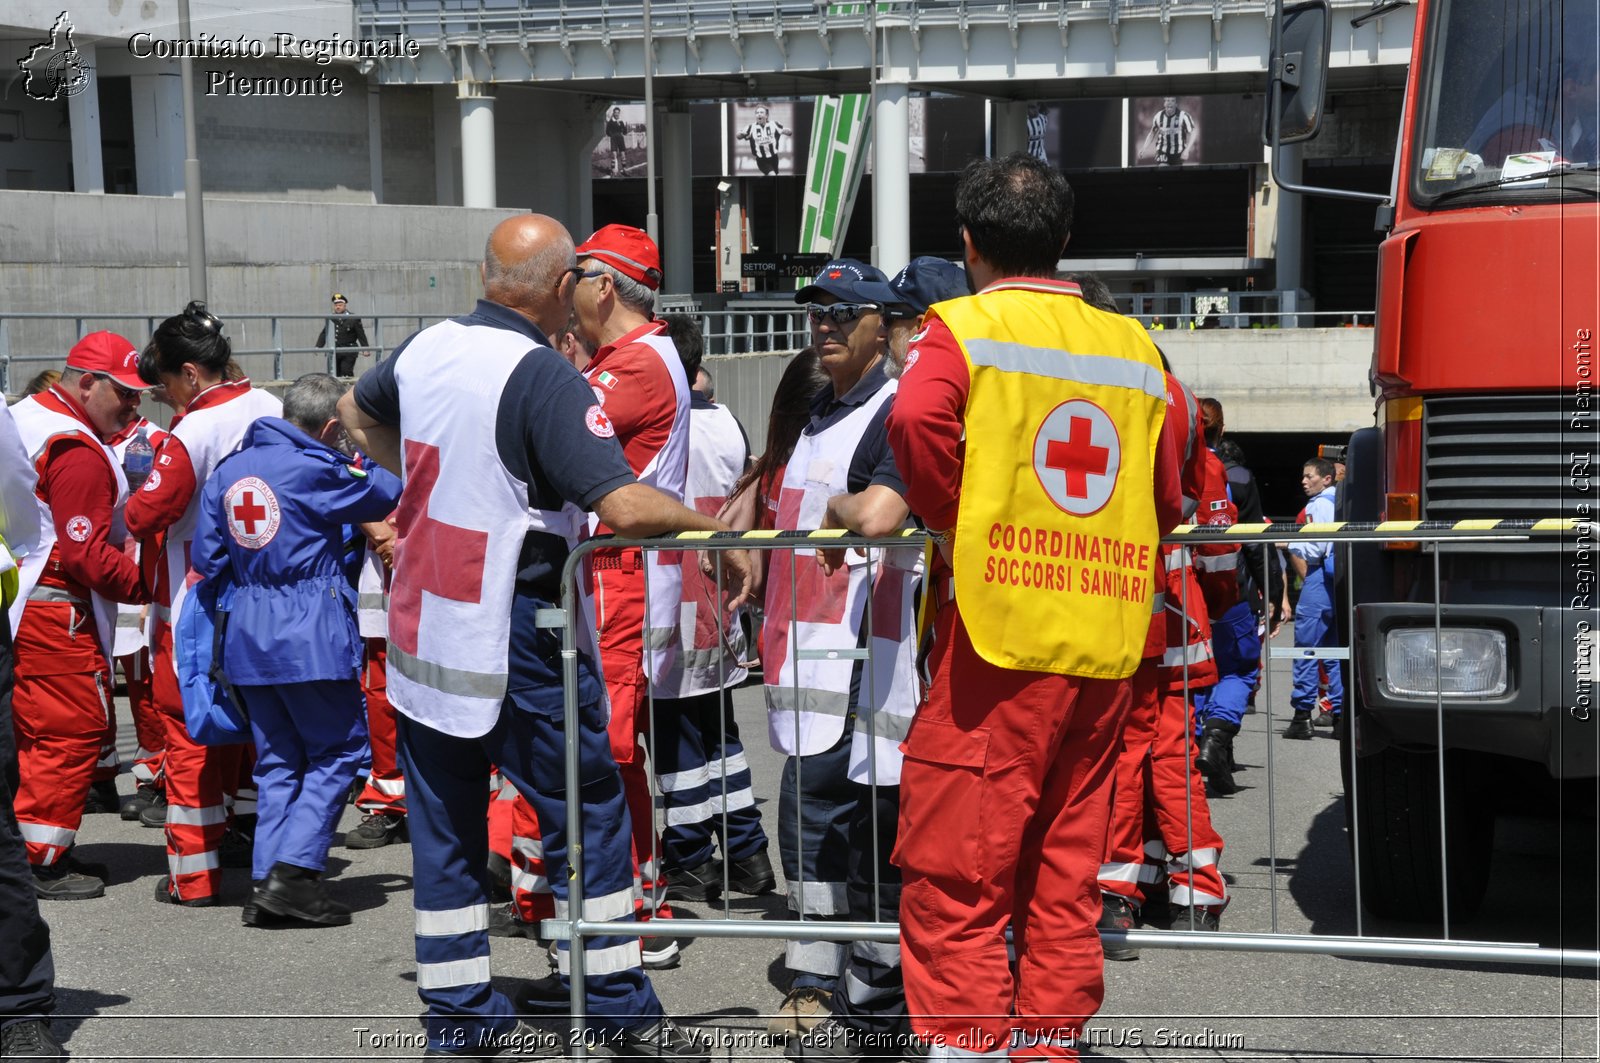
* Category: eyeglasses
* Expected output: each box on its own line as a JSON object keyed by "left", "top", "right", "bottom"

{"left": 97, "top": 375, "right": 141, "bottom": 402}
{"left": 805, "top": 303, "right": 880, "bottom": 326}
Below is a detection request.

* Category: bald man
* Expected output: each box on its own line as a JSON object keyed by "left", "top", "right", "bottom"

{"left": 339, "top": 214, "right": 747, "bottom": 1060}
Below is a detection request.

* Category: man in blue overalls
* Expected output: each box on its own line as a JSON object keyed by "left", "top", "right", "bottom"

{"left": 191, "top": 373, "right": 402, "bottom": 925}
{"left": 1285, "top": 457, "right": 1342, "bottom": 739}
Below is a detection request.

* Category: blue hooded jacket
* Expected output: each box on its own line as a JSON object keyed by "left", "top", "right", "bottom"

{"left": 191, "top": 417, "right": 402, "bottom": 685}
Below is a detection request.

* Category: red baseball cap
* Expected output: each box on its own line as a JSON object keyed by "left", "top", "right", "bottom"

{"left": 575, "top": 224, "right": 663, "bottom": 291}
{"left": 66, "top": 332, "right": 152, "bottom": 391}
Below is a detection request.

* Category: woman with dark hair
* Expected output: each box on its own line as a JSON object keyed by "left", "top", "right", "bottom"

{"left": 125, "top": 301, "right": 283, "bottom": 909}
{"left": 727, "top": 347, "right": 829, "bottom": 526}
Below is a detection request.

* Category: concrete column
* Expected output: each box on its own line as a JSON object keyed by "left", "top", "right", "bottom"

{"left": 872, "top": 83, "right": 911, "bottom": 276}
{"left": 661, "top": 106, "right": 694, "bottom": 295}
{"left": 993, "top": 99, "right": 1028, "bottom": 158}
{"left": 129, "top": 72, "right": 184, "bottom": 196}
{"left": 1272, "top": 142, "right": 1304, "bottom": 320}
{"left": 367, "top": 79, "right": 384, "bottom": 204}
{"left": 459, "top": 83, "right": 497, "bottom": 208}
{"left": 67, "top": 56, "right": 104, "bottom": 193}
{"left": 433, "top": 85, "right": 461, "bottom": 206}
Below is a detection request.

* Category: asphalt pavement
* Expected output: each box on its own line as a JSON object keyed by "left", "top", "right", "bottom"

{"left": 37, "top": 639, "right": 1598, "bottom": 1062}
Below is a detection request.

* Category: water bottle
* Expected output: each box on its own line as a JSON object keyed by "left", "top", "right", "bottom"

{"left": 124, "top": 428, "right": 153, "bottom": 492}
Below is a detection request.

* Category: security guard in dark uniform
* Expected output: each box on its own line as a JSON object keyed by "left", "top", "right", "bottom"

{"left": 315, "top": 294, "right": 370, "bottom": 378}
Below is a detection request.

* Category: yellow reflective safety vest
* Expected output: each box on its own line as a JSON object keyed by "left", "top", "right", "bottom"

{"left": 932, "top": 281, "right": 1169, "bottom": 679}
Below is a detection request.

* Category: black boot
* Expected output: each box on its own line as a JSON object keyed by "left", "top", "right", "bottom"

{"left": 1097, "top": 894, "right": 1140, "bottom": 961}
{"left": 1195, "top": 721, "right": 1239, "bottom": 795}
{"left": 253, "top": 862, "right": 351, "bottom": 927}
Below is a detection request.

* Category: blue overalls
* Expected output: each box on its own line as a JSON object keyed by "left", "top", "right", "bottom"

{"left": 191, "top": 418, "right": 402, "bottom": 881}
{"left": 1289, "top": 487, "right": 1344, "bottom": 714}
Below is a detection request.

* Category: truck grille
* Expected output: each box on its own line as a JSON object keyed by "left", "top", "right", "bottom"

{"left": 1423, "top": 395, "right": 1597, "bottom": 520}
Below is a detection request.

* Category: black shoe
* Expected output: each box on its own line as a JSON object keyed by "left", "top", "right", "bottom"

{"left": 726, "top": 846, "right": 777, "bottom": 895}
{"left": 344, "top": 811, "right": 406, "bottom": 849}
{"left": 347, "top": 776, "right": 366, "bottom": 805}
{"left": 1097, "top": 894, "right": 1139, "bottom": 961}
{"left": 0, "top": 1018, "right": 66, "bottom": 1058}
{"left": 487, "top": 903, "right": 540, "bottom": 939}
{"left": 121, "top": 783, "right": 160, "bottom": 821}
{"left": 138, "top": 792, "right": 168, "bottom": 828}
{"left": 1195, "top": 727, "right": 1239, "bottom": 796}
{"left": 612, "top": 1017, "right": 709, "bottom": 1062}
{"left": 487, "top": 851, "right": 513, "bottom": 903}
{"left": 513, "top": 971, "right": 570, "bottom": 1013}
{"left": 662, "top": 858, "right": 723, "bottom": 903}
{"left": 83, "top": 779, "right": 121, "bottom": 815}
{"left": 154, "top": 875, "right": 216, "bottom": 908}
{"left": 253, "top": 863, "right": 351, "bottom": 926}
{"left": 219, "top": 826, "right": 253, "bottom": 869}
{"left": 1282, "top": 712, "right": 1315, "bottom": 740}
{"left": 32, "top": 861, "right": 104, "bottom": 901}
{"left": 1332, "top": 713, "right": 1347, "bottom": 742}
{"left": 1172, "top": 905, "right": 1221, "bottom": 932}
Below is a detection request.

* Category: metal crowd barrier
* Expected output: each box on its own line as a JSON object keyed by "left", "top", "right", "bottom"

{"left": 0, "top": 313, "right": 448, "bottom": 393}
{"left": 536, "top": 519, "right": 1597, "bottom": 1044}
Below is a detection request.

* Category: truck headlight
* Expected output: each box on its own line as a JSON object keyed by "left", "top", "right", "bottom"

{"left": 1382, "top": 628, "right": 1508, "bottom": 698}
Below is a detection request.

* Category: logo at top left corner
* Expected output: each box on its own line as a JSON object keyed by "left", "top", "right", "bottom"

{"left": 224, "top": 477, "right": 282, "bottom": 550}
{"left": 18, "top": 13, "right": 92, "bottom": 102}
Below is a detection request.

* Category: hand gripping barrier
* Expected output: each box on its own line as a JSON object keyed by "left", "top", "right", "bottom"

{"left": 542, "top": 521, "right": 1598, "bottom": 1048}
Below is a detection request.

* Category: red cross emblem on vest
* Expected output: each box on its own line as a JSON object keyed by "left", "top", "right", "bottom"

{"left": 1032, "top": 399, "right": 1121, "bottom": 516}
{"left": 223, "top": 477, "right": 281, "bottom": 549}
{"left": 388, "top": 440, "right": 488, "bottom": 659}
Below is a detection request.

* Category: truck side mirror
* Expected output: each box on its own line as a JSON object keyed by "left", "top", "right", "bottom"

{"left": 1264, "top": 0, "right": 1332, "bottom": 145}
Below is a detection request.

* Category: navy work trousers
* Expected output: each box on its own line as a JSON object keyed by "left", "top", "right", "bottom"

{"left": 0, "top": 615, "right": 56, "bottom": 1029}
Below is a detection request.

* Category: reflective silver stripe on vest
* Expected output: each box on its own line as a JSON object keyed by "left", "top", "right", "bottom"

{"left": 963, "top": 339, "right": 1167, "bottom": 400}
{"left": 152, "top": 603, "right": 172, "bottom": 622}
{"left": 1194, "top": 552, "right": 1238, "bottom": 572}
{"left": 857, "top": 709, "right": 916, "bottom": 744}
{"left": 358, "top": 593, "right": 388, "bottom": 613}
{"left": 387, "top": 642, "right": 508, "bottom": 701}
{"left": 116, "top": 611, "right": 143, "bottom": 628}
{"left": 765, "top": 684, "right": 851, "bottom": 719}
{"left": 27, "top": 586, "right": 86, "bottom": 605}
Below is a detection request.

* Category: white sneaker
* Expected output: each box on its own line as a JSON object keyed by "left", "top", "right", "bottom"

{"left": 642, "top": 937, "right": 681, "bottom": 969}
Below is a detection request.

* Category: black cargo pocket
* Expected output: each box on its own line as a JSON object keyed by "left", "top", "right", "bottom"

{"left": 892, "top": 718, "right": 989, "bottom": 884}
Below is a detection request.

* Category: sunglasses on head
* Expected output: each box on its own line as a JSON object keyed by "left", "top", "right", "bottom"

{"left": 806, "top": 302, "right": 880, "bottom": 326}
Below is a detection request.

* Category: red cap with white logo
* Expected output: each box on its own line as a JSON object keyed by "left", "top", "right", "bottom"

{"left": 66, "top": 332, "right": 153, "bottom": 390}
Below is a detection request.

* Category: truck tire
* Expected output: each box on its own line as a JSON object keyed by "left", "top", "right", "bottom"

{"left": 1345, "top": 734, "right": 1494, "bottom": 922}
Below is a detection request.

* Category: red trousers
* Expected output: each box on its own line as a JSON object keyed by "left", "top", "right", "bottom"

{"left": 507, "top": 789, "right": 555, "bottom": 924}
{"left": 12, "top": 600, "right": 113, "bottom": 866}
{"left": 354, "top": 640, "right": 406, "bottom": 815}
{"left": 151, "top": 629, "right": 244, "bottom": 902}
{"left": 1099, "top": 665, "right": 1227, "bottom": 910}
{"left": 118, "top": 648, "right": 166, "bottom": 788}
{"left": 512, "top": 554, "right": 671, "bottom": 921}
{"left": 897, "top": 603, "right": 1132, "bottom": 1061}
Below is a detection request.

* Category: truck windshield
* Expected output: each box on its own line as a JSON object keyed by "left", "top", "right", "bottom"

{"left": 1411, "top": 0, "right": 1598, "bottom": 204}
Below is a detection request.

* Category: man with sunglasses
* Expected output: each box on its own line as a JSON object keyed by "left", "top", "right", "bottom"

{"left": 7, "top": 333, "right": 153, "bottom": 902}
{"left": 765, "top": 259, "right": 923, "bottom": 1055}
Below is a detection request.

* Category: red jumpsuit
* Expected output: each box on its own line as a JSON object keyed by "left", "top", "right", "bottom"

{"left": 886, "top": 288, "right": 1185, "bottom": 1060}
{"left": 125, "top": 382, "right": 264, "bottom": 903}
{"left": 1100, "top": 384, "right": 1231, "bottom": 915}
{"left": 11, "top": 389, "right": 147, "bottom": 867}
{"left": 106, "top": 417, "right": 168, "bottom": 794}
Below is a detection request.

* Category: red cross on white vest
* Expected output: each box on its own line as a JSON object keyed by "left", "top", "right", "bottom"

{"left": 388, "top": 440, "right": 489, "bottom": 658}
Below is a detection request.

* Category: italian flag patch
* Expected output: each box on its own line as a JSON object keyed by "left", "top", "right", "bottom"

{"left": 597, "top": 370, "right": 619, "bottom": 390}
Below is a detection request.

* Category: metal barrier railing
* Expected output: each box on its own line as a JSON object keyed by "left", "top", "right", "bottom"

{"left": 0, "top": 313, "right": 449, "bottom": 394}
{"left": 535, "top": 518, "right": 1596, "bottom": 1045}
{"left": 0, "top": 301, "right": 1372, "bottom": 393}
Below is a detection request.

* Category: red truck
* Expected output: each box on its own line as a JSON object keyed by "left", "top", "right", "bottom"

{"left": 1269, "top": 0, "right": 1597, "bottom": 920}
